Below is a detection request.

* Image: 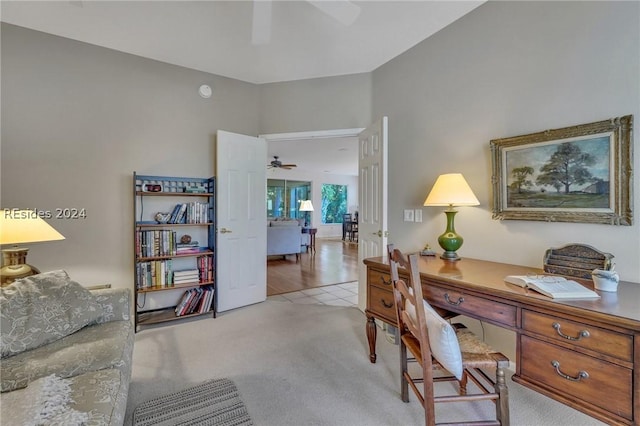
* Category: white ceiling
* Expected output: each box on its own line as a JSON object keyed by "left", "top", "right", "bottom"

{"left": 267, "top": 135, "right": 359, "bottom": 176}
{"left": 1, "top": 0, "right": 484, "bottom": 175}
{"left": 1, "top": 0, "right": 484, "bottom": 84}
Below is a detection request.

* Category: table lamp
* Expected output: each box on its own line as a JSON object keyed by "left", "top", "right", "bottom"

{"left": 423, "top": 173, "right": 479, "bottom": 261}
{"left": 0, "top": 209, "right": 65, "bottom": 285}
{"left": 299, "top": 200, "right": 314, "bottom": 227}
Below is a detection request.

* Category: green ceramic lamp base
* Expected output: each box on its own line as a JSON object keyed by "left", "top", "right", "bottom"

{"left": 437, "top": 209, "right": 463, "bottom": 261}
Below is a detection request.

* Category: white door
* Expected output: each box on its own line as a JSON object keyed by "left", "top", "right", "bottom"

{"left": 357, "top": 117, "right": 388, "bottom": 310}
{"left": 216, "top": 130, "right": 267, "bottom": 312}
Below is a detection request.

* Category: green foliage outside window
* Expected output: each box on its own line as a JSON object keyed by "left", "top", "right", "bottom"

{"left": 321, "top": 184, "right": 347, "bottom": 224}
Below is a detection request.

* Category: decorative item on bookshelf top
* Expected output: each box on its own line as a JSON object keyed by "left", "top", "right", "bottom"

{"left": 143, "top": 183, "right": 163, "bottom": 192}
{"left": 184, "top": 184, "right": 207, "bottom": 193}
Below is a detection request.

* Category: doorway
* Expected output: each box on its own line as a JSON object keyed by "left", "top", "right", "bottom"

{"left": 261, "top": 128, "right": 362, "bottom": 239}
{"left": 261, "top": 128, "right": 363, "bottom": 296}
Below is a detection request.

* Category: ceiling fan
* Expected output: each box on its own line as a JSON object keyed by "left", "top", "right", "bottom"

{"left": 268, "top": 156, "right": 297, "bottom": 170}
{"left": 252, "top": 0, "right": 361, "bottom": 45}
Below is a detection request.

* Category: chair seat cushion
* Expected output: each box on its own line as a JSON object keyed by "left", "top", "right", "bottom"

{"left": 455, "top": 325, "right": 510, "bottom": 367}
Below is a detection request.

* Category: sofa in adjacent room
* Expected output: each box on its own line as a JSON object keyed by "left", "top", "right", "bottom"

{"left": 0, "top": 270, "right": 134, "bottom": 426}
{"left": 267, "top": 219, "right": 309, "bottom": 259}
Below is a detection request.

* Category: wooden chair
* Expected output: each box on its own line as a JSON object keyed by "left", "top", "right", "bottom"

{"left": 342, "top": 213, "right": 357, "bottom": 241}
{"left": 388, "top": 246, "right": 510, "bottom": 426}
{"left": 349, "top": 220, "right": 358, "bottom": 242}
{"left": 387, "top": 245, "right": 459, "bottom": 322}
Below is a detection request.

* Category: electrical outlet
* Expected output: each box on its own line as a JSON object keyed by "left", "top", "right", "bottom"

{"left": 414, "top": 209, "right": 423, "bottom": 222}
{"left": 403, "top": 209, "right": 414, "bottom": 222}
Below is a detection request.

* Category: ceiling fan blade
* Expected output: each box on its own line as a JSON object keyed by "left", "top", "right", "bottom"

{"left": 280, "top": 166, "right": 294, "bottom": 170}
{"left": 280, "top": 164, "right": 297, "bottom": 168}
{"left": 308, "top": 0, "right": 361, "bottom": 26}
{"left": 252, "top": 0, "right": 272, "bottom": 45}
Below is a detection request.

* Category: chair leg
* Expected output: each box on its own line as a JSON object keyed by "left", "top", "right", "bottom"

{"left": 495, "top": 367, "right": 510, "bottom": 426}
{"left": 458, "top": 370, "right": 468, "bottom": 395}
{"left": 399, "top": 342, "right": 409, "bottom": 403}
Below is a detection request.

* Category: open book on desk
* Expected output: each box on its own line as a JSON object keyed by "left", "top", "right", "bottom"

{"left": 504, "top": 275, "right": 600, "bottom": 299}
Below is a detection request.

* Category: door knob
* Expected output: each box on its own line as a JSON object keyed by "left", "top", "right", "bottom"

{"left": 219, "top": 228, "right": 232, "bottom": 234}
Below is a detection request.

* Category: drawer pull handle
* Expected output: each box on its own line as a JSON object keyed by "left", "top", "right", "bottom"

{"left": 379, "top": 276, "right": 392, "bottom": 286}
{"left": 552, "top": 322, "right": 590, "bottom": 341}
{"left": 380, "top": 299, "right": 394, "bottom": 309}
{"left": 551, "top": 360, "right": 589, "bottom": 382}
{"left": 444, "top": 293, "right": 464, "bottom": 306}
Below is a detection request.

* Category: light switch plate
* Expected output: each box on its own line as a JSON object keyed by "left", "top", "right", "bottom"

{"left": 403, "top": 209, "right": 414, "bottom": 222}
{"left": 414, "top": 209, "right": 423, "bottom": 222}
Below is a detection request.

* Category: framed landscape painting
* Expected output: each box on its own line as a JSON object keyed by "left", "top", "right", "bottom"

{"left": 490, "top": 115, "right": 633, "bottom": 225}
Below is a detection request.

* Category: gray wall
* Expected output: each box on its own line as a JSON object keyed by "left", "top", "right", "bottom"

{"left": 1, "top": 1, "right": 638, "bottom": 352}
{"left": 1, "top": 24, "right": 260, "bottom": 287}
{"left": 371, "top": 1, "right": 639, "bottom": 359}
{"left": 259, "top": 73, "right": 372, "bottom": 133}
{"left": 373, "top": 1, "right": 639, "bottom": 280}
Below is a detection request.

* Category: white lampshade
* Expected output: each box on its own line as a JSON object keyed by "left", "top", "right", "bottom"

{"left": 0, "top": 209, "right": 65, "bottom": 285}
{"left": 0, "top": 210, "right": 65, "bottom": 245}
{"left": 423, "top": 173, "right": 480, "bottom": 207}
{"left": 299, "top": 200, "right": 314, "bottom": 212}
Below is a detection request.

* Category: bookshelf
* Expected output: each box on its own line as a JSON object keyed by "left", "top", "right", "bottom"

{"left": 133, "top": 172, "right": 216, "bottom": 331}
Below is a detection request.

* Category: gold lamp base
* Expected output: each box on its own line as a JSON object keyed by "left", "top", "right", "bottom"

{"left": 0, "top": 247, "right": 40, "bottom": 286}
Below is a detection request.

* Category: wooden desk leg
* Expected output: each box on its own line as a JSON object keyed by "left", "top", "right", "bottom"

{"left": 366, "top": 314, "right": 377, "bottom": 363}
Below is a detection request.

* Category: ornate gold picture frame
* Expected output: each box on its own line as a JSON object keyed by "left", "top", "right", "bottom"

{"left": 490, "top": 115, "right": 633, "bottom": 225}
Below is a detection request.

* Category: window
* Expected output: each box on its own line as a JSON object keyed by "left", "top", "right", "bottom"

{"left": 321, "top": 184, "right": 348, "bottom": 224}
{"left": 267, "top": 179, "right": 311, "bottom": 220}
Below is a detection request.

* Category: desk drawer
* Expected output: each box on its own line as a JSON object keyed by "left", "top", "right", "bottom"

{"left": 522, "top": 310, "right": 632, "bottom": 362}
{"left": 424, "top": 285, "right": 517, "bottom": 328}
{"left": 367, "top": 285, "right": 396, "bottom": 323}
{"left": 368, "top": 268, "right": 394, "bottom": 290}
{"left": 520, "top": 335, "right": 632, "bottom": 421}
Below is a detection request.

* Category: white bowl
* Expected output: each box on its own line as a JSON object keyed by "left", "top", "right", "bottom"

{"left": 591, "top": 269, "right": 619, "bottom": 292}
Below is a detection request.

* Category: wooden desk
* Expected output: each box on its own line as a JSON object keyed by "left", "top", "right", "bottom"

{"left": 364, "top": 255, "right": 640, "bottom": 426}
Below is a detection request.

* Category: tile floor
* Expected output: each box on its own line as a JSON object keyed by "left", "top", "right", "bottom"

{"left": 267, "top": 281, "right": 358, "bottom": 307}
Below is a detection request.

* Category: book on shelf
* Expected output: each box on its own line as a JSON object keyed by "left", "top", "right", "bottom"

{"left": 176, "top": 247, "right": 209, "bottom": 255}
{"left": 136, "top": 259, "right": 176, "bottom": 288}
{"left": 199, "top": 286, "right": 214, "bottom": 313}
{"left": 173, "top": 273, "right": 200, "bottom": 284}
{"left": 173, "top": 203, "right": 188, "bottom": 224}
{"left": 183, "top": 289, "right": 200, "bottom": 315}
{"left": 504, "top": 275, "right": 600, "bottom": 299}
{"left": 166, "top": 202, "right": 209, "bottom": 224}
{"left": 175, "top": 288, "right": 210, "bottom": 316}
{"left": 136, "top": 230, "right": 177, "bottom": 257}
{"left": 177, "top": 241, "right": 199, "bottom": 248}
{"left": 196, "top": 289, "right": 209, "bottom": 313}
{"left": 168, "top": 203, "right": 182, "bottom": 224}
{"left": 175, "top": 290, "right": 193, "bottom": 315}
{"left": 173, "top": 268, "right": 199, "bottom": 275}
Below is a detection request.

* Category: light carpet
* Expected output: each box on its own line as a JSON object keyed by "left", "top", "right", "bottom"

{"left": 125, "top": 300, "right": 605, "bottom": 426}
